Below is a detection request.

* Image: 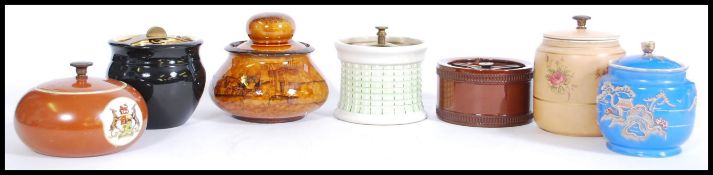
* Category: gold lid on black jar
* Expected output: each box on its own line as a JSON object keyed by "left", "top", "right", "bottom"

{"left": 112, "top": 26, "right": 196, "bottom": 46}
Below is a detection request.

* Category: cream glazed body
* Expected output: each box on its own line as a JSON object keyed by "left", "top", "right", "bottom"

{"left": 533, "top": 15, "right": 625, "bottom": 136}
{"left": 334, "top": 34, "right": 428, "bottom": 125}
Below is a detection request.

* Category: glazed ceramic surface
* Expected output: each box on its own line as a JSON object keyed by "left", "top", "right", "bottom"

{"left": 533, "top": 15, "right": 625, "bottom": 136}
{"left": 15, "top": 62, "right": 149, "bottom": 157}
{"left": 437, "top": 57, "right": 533, "bottom": 127}
{"left": 211, "top": 13, "right": 328, "bottom": 123}
{"left": 108, "top": 27, "right": 205, "bottom": 129}
{"left": 597, "top": 42, "right": 696, "bottom": 157}
{"left": 334, "top": 26, "right": 427, "bottom": 125}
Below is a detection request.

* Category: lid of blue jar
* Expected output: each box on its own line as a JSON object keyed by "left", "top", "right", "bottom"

{"left": 609, "top": 41, "right": 688, "bottom": 72}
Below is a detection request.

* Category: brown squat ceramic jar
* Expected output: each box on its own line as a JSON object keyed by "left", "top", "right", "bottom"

{"left": 437, "top": 57, "right": 533, "bottom": 127}
{"left": 210, "top": 12, "right": 328, "bottom": 123}
{"left": 15, "top": 62, "right": 148, "bottom": 157}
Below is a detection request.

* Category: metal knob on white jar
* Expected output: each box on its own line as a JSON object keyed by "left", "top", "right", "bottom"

{"left": 532, "top": 15, "right": 626, "bottom": 136}
{"left": 334, "top": 26, "right": 427, "bottom": 125}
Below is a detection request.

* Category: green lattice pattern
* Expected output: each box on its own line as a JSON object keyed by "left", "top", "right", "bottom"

{"left": 338, "top": 62, "right": 423, "bottom": 115}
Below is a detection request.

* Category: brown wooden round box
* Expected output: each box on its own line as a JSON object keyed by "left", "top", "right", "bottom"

{"left": 437, "top": 57, "right": 533, "bottom": 127}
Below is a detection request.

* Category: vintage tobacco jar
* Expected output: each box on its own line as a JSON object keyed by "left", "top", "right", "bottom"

{"left": 108, "top": 26, "right": 205, "bottom": 129}
{"left": 533, "top": 15, "right": 625, "bottom": 136}
{"left": 15, "top": 62, "right": 149, "bottom": 157}
{"left": 597, "top": 41, "right": 696, "bottom": 157}
{"left": 334, "top": 26, "right": 427, "bottom": 125}
{"left": 211, "top": 12, "right": 328, "bottom": 123}
{"left": 437, "top": 57, "right": 533, "bottom": 127}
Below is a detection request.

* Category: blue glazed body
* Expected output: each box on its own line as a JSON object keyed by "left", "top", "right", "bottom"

{"left": 597, "top": 67, "right": 696, "bottom": 157}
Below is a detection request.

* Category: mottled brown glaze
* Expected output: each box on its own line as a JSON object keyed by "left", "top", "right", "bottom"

{"left": 15, "top": 63, "right": 148, "bottom": 157}
{"left": 211, "top": 12, "right": 328, "bottom": 123}
{"left": 247, "top": 12, "right": 295, "bottom": 45}
{"left": 211, "top": 53, "right": 328, "bottom": 122}
{"left": 437, "top": 57, "right": 533, "bottom": 127}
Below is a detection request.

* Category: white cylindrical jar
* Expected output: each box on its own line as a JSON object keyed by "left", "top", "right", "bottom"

{"left": 334, "top": 26, "right": 428, "bottom": 125}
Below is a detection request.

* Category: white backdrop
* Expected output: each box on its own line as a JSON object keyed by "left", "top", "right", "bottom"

{"left": 4, "top": 5, "right": 708, "bottom": 170}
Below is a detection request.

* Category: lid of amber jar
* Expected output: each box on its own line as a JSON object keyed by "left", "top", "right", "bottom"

{"left": 34, "top": 61, "right": 127, "bottom": 94}
{"left": 225, "top": 12, "right": 314, "bottom": 54}
{"left": 543, "top": 15, "right": 619, "bottom": 41}
{"left": 110, "top": 26, "right": 201, "bottom": 47}
{"left": 437, "top": 57, "right": 533, "bottom": 84}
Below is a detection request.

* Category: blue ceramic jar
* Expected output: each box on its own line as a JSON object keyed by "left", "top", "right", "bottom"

{"left": 596, "top": 41, "right": 697, "bottom": 157}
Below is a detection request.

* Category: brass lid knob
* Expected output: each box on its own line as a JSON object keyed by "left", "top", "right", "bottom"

{"left": 642, "top": 41, "right": 655, "bottom": 55}
{"left": 376, "top": 26, "right": 388, "bottom": 47}
{"left": 112, "top": 26, "right": 193, "bottom": 46}
{"left": 247, "top": 12, "right": 295, "bottom": 45}
{"left": 70, "top": 61, "right": 93, "bottom": 79}
{"left": 146, "top": 26, "right": 168, "bottom": 40}
{"left": 573, "top": 15, "right": 591, "bottom": 29}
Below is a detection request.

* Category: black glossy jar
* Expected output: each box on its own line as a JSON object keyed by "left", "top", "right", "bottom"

{"left": 108, "top": 27, "right": 206, "bottom": 129}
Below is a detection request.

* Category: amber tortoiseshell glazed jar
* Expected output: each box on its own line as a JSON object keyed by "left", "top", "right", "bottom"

{"left": 437, "top": 57, "right": 533, "bottom": 127}
{"left": 533, "top": 15, "right": 625, "bottom": 136}
{"left": 211, "top": 12, "right": 328, "bottom": 123}
{"left": 15, "top": 62, "right": 148, "bottom": 157}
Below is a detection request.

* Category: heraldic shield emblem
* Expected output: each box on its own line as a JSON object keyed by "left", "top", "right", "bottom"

{"left": 100, "top": 97, "right": 144, "bottom": 146}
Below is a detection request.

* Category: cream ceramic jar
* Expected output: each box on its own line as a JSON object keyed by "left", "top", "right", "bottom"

{"left": 533, "top": 15, "right": 625, "bottom": 136}
{"left": 334, "top": 26, "right": 428, "bottom": 125}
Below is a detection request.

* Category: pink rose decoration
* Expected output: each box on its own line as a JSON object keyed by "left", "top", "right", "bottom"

{"left": 548, "top": 71, "right": 565, "bottom": 86}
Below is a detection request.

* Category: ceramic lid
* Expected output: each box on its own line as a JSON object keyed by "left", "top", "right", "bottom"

{"left": 334, "top": 26, "right": 427, "bottom": 65}
{"left": 110, "top": 26, "right": 200, "bottom": 47}
{"left": 609, "top": 41, "right": 687, "bottom": 72}
{"left": 437, "top": 57, "right": 533, "bottom": 84}
{"left": 225, "top": 12, "right": 314, "bottom": 54}
{"left": 342, "top": 26, "right": 422, "bottom": 47}
{"left": 438, "top": 57, "right": 533, "bottom": 75}
{"left": 543, "top": 15, "right": 619, "bottom": 41}
{"left": 35, "top": 61, "right": 128, "bottom": 94}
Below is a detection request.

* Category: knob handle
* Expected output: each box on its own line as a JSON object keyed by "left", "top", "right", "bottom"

{"left": 247, "top": 12, "right": 295, "bottom": 45}
{"left": 376, "top": 26, "right": 388, "bottom": 47}
{"left": 642, "top": 41, "right": 655, "bottom": 55}
{"left": 573, "top": 15, "right": 591, "bottom": 29}
{"left": 70, "top": 61, "right": 93, "bottom": 79}
{"left": 146, "top": 26, "right": 168, "bottom": 40}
